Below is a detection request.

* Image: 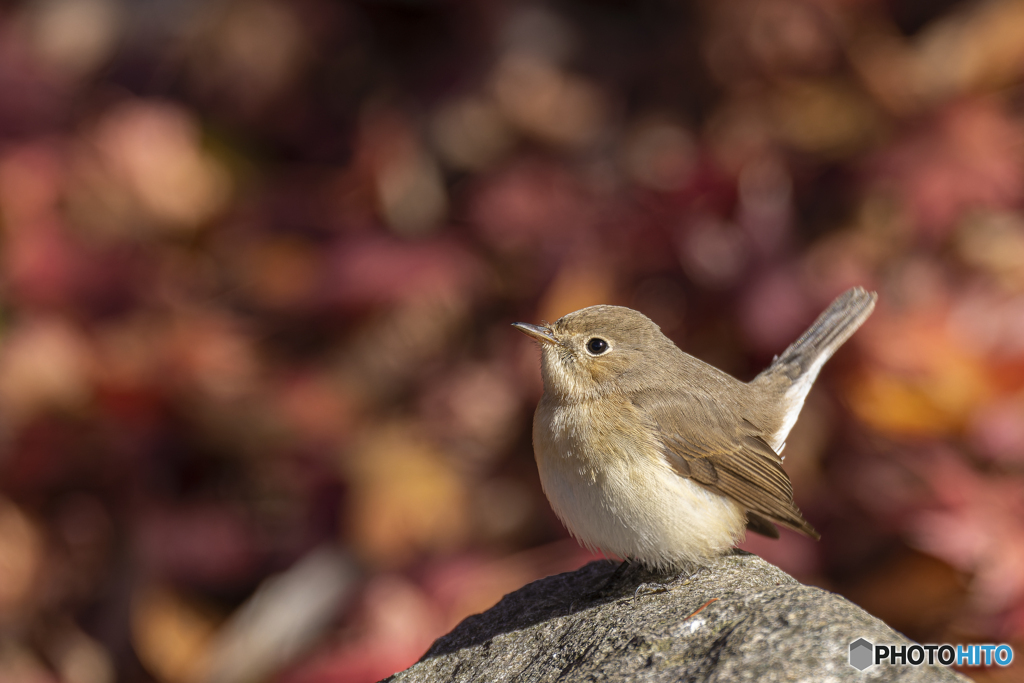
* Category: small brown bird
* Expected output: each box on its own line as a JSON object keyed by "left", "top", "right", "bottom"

{"left": 513, "top": 287, "right": 876, "bottom": 570}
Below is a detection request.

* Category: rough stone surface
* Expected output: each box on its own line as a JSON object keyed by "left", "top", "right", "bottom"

{"left": 386, "top": 551, "right": 969, "bottom": 683}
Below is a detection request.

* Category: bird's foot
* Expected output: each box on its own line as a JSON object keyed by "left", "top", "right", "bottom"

{"left": 632, "top": 563, "right": 707, "bottom": 599}
{"left": 632, "top": 582, "right": 670, "bottom": 600}
{"left": 678, "top": 564, "right": 709, "bottom": 583}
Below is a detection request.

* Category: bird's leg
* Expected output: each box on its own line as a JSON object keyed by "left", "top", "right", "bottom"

{"left": 605, "top": 558, "right": 632, "bottom": 586}
{"left": 583, "top": 559, "right": 633, "bottom": 600}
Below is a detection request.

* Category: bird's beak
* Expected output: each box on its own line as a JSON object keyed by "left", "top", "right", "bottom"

{"left": 512, "top": 322, "right": 559, "bottom": 345}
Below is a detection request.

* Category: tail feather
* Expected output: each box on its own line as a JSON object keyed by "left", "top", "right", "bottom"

{"left": 755, "top": 287, "right": 877, "bottom": 450}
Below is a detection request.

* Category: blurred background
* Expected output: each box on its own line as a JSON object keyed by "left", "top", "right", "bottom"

{"left": 1, "top": 0, "right": 1023, "bottom": 681}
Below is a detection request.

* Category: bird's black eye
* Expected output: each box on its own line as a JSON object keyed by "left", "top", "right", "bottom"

{"left": 586, "top": 338, "right": 609, "bottom": 355}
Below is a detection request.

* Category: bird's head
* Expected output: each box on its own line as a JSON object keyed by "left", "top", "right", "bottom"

{"left": 513, "top": 305, "right": 676, "bottom": 401}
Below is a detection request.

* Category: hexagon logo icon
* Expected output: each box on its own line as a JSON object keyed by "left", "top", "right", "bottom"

{"left": 849, "top": 638, "right": 874, "bottom": 671}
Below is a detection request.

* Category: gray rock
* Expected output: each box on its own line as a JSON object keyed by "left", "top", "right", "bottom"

{"left": 386, "top": 551, "right": 969, "bottom": 683}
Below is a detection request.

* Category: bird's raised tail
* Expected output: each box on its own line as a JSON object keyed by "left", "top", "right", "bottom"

{"left": 753, "top": 287, "right": 877, "bottom": 451}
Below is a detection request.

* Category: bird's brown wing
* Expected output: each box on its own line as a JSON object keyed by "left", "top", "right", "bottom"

{"left": 632, "top": 390, "right": 819, "bottom": 539}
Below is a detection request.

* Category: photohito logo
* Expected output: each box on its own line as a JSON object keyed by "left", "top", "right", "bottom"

{"left": 848, "top": 639, "right": 1014, "bottom": 671}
